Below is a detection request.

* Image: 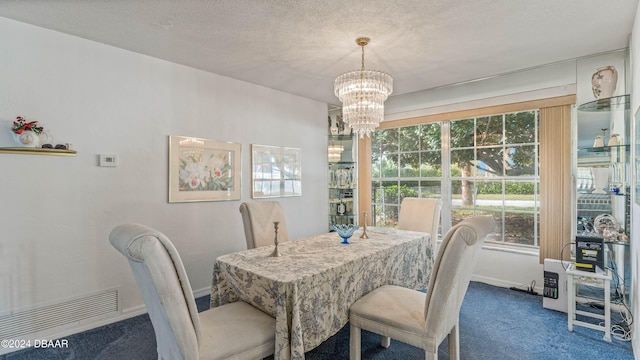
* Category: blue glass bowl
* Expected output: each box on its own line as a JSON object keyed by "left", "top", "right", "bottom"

{"left": 330, "top": 224, "right": 359, "bottom": 244}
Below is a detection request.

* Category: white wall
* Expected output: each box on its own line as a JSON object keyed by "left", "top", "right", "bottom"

{"left": 385, "top": 60, "right": 577, "bottom": 121}
{"left": 0, "top": 16, "right": 328, "bottom": 327}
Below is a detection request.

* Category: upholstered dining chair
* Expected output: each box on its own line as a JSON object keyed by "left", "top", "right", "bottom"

{"left": 349, "top": 216, "right": 496, "bottom": 360}
{"left": 109, "top": 224, "right": 275, "bottom": 360}
{"left": 239, "top": 201, "right": 289, "bottom": 249}
{"left": 398, "top": 197, "right": 442, "bottom": 251}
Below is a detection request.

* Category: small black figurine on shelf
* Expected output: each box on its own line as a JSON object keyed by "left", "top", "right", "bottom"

{"left": 270, "top": 221, "right": 282, "bottom": 257}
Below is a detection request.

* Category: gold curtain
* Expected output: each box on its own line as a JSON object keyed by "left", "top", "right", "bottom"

{"left": 358, "top": 135, "right": 372, "bottom": 226}
{"left": 539, "top": 104, "right": 573, "bottom": 263}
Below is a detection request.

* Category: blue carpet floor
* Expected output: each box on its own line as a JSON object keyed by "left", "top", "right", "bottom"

{"left": 1, "top": 282, "right": 633, "bottom": 359}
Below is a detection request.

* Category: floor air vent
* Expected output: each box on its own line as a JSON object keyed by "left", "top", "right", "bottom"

{"left": 0, "top": 288, "right": 120, "bottom": 340}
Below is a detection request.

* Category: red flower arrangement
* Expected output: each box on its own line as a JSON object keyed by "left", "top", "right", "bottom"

{"left": 11, "top": 116, "right": 44, "bottom": 135}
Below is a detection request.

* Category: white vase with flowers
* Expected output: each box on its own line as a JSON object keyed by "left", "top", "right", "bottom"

{"left": 11, "top": 116, "right": 44, "bottom": 147}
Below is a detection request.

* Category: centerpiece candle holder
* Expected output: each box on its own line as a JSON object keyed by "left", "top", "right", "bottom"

{"left": 270, "top": 221, "right": 282, "bottom": 257}
{"left": 360, "top": 211, "right": 369, "bottom": 239}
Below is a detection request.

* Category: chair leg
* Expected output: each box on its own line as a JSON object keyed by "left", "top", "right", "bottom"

{"left": 448, "top": 321, "right": 460, "bottom": 360}
{"left": 350, "top": 323, "right": 362, "bottom": 360}
{"left": 381, "top": 336, "right": 391, "bottom": 348}
{"left": 425, "top": 349, "right": 438, "bottom": 360}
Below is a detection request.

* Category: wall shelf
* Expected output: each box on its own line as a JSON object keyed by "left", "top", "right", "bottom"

{"left": 0, "top": 147, "right": 77, "bottom": 157}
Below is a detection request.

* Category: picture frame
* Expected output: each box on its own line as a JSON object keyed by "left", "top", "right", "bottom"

{"left": 168, "top": 136, "right": 241, "bottom": 202}
{"left": 251, "top": 144, "right": 302, "bottom": 198}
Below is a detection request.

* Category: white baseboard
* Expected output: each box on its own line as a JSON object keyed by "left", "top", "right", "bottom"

{"left": 472, "top": 274, "right": 544, "bottom": 295}
{"left": 193, "top": 286, "right": 212, "bottom": 299}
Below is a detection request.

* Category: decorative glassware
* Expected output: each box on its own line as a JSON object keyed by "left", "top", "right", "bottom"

{"left": 335, "top": 168, "right": 351, "bottom": 188}
{"left": 594, "top": 214, "right": 619, "bottom": 242}
{"left": 270, "top": 221, "right": 282, "bottom": 257}
{"left": 331, "top": 224, "right": 359, "bottom": 244}
{"left": 337, "top": 193, "right": 346, "bottom": 215}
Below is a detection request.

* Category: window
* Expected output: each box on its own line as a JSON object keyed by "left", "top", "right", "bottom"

{"left": 371, "top": 110, "right": 540, "bottom": 248}
{"left": 450, "top": 111, "right": 539, "bottom": 247}
{"left": 371, "top": 123, "right": 442, "bottom": 228}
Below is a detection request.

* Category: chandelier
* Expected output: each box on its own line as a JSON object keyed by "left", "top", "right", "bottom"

{"left": 334, "top": 37, "right": 393, "bottom": 138}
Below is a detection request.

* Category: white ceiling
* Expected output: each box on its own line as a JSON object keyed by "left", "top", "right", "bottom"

{"left": 0, "top": 0, "right": 638, "bottom": 106}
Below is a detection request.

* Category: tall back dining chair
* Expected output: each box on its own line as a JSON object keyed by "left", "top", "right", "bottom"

{"left": 110, "top": 224, "right": 275, "bottom": 360}
{"left": 398, "top": 197, "right": 442, "bottom": 251}
{"left": 239, "top": 201, "right": 289, "bottom": 249}
{"left": 349, "top": 216, "right": 496, "bottom": 360}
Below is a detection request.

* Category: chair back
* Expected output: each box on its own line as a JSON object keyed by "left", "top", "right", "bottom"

{"left": 398, "top": 197, "right": 442, "bottom": 250}
{"left": 423, "top": 216, "right": 495, "bottom": 342}
{"left": 110, "top": 224, "right": 201, "bottom": 360}
{"left": 239, "top": 201, "right": 289, "bottom": 249}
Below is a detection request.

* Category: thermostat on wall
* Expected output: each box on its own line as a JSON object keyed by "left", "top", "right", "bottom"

{"left": 99, "top": 154, "right": 118, "bottom": 167}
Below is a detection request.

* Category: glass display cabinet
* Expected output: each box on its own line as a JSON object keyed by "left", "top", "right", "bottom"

{"left": 328, "top": 134, "right": 357, "bottom": 229}
{"left": 576, "top": 95, "right": 630, "bottom": 235}
{"left": 575, "top": 94, "right": 630, "bottom": 305}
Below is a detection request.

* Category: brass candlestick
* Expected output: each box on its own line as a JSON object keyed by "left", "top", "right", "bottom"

{"left": 360, "top": 211, "right": 369, "bottom": 239}
{"left": 270, "top": 221, "right": 282, "bottom": 257}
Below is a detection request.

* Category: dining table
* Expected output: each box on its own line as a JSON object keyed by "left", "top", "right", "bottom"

{"left": 210, "top": 227, "right": 433, "bottom": 360}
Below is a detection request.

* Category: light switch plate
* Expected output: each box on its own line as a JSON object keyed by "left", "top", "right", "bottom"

{"left": 99, "top": 154, "right": 118, "bottom": 167}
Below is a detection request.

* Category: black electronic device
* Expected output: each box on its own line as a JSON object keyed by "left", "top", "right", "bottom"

{"left": 574, "top": 236, "right": 604, "bottom": 272}
{"left": 543, "top": 271, "right": 559, "bottom": 299}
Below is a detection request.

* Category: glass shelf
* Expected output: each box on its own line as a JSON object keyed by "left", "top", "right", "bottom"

{"left": 0, "top": 147, "right": 77, "bottom": 156}
{"left": 329, "top": 214, "right": 357, "bottom": 227}
{"left": 578, "top": 144, "right": 629, "bottom": 153}
{"left": 329, "top": 197, "right": 354, "bottom": 202}
{"left": 577, "top": 94, "right": 630, "bottom": 112}
{"left": 605, "top": 240, "right": 630, "bottom": 246}
{"left": 329, "top": 134, "right": 355, "bottom": 141}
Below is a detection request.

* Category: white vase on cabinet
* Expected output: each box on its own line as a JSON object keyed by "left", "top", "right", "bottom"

{"left": 12, "top": 131, "right": 40, "bottom": 147}
{"left": 591, "top": 66, "right": 617, "bottom": 99}
{"left": 591, "top": 167, "right": 609, "bottom": 194}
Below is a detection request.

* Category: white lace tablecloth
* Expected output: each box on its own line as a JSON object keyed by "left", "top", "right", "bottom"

{"left": 210, "top": 227, "right": 432, "bottom": 360}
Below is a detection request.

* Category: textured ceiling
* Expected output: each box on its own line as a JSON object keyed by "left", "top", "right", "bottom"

{"left": 0, "top": 0, "right": 638, "bottom": 105}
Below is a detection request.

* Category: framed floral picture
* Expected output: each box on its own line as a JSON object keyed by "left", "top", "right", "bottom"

{"left": 169, "top": 136, "right": 241, "bottom": 202}
{"left": 251, "top": 144, "right": 301, "bottom": 198}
